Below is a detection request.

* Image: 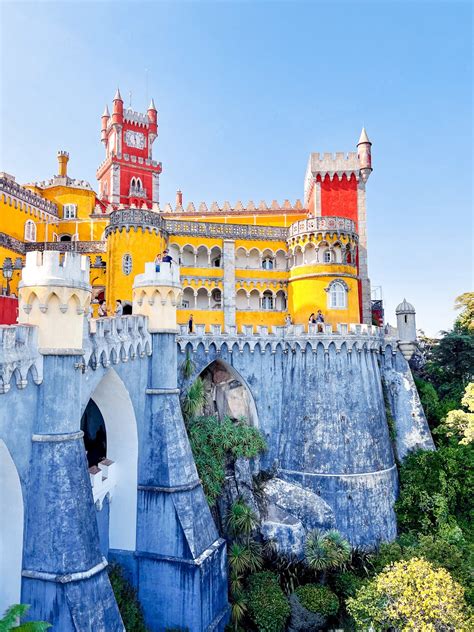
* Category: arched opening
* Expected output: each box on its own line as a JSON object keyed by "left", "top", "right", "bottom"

{"left": 181, "top": 245, "right": 195, "bottom": 267}
{"left": 196, "top": 246, "right": 209, "bottom": 267}
{"left": 0, "top": 439, "right": 23, "bottom": 613}
{"left": 81, "top": 369, "right": 138, "bottom": 552}
{"left": 60, "top": 234, "right": 71, "bottom": 242}
{"left": 198, "top": 359, "right": 258, "bottom": 428}
{"left": 196, "top": 287, "right": 209, "bottom": 309}
{"left": 181, "top": 286, "right": 195, "bottom": 309}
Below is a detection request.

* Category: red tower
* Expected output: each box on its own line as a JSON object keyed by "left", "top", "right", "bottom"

{"left": 96, "top": 89, "right": 162, "bottom": 209}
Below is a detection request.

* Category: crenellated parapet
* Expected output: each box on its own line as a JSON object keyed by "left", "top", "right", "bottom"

{"left": 133, "top": 262, "right": 182, "bottom": 332}
{"left": 0, "top": 324, "right": 43, "bottom": 393}
{"left": 177, "top": 323, "right": 395, "bottom": 355}
{"left": 18, "top": 251, "right": 91, "bottom": 353}
{"left": 86, "top": 314, "right": 152, "bottom": 369}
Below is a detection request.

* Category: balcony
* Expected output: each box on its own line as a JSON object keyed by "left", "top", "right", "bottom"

{"left": 129, "top": 185, "right": 147, "bottom": 199}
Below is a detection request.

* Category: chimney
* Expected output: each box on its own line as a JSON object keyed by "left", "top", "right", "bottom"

{"left": 57, "top": 151, "right": 69, "bottom": 177}
{"left": 176, "top": 189, "right": 183, "bottom": 207}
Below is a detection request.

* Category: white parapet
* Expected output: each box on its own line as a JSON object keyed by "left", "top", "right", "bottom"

{"left": 89, "top": 459, "right": 117, "bottom": 510}
{"left": 18, "top": 251, "right": 91, "bottom": 353}
{"left": 132, "top": 261, "right": 182, "bottom": 333}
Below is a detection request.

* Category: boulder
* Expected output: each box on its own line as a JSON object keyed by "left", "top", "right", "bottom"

{"left": 260, "top": 504, "right": 306, "bottom": 557}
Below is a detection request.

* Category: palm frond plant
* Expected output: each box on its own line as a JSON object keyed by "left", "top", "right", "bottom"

{"left": 181, "top": 350, "right": 195, "bottom": 379}
{"left": 230, "top": 589, "right": 248, "bottom": 630}
{"left": 304, "top": 529, "right": 352, "bottom": 581}
{"left": 0, "top": 604, "right": 51, "bottom": 632}
{"left": 227, "top": 499, "right": 259, "bottom": 540}
{"left": 181, "top": 377, "right": 205, "bottom": 422}
{"left": 228, "top": 541, "right": 263, "bottom": 576}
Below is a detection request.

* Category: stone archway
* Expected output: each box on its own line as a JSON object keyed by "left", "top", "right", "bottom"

{"left": 0, "top": 439, "right": 24, "bottom": 613}
{"left": 83, "top": 369, "right": 138, "bottom": 552}
{"left": 199, "top": 359, "right": 258, "bottom": 428}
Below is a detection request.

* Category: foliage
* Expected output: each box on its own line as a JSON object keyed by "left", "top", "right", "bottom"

{"left": 395, "top": 445, "right": 474, "bottom": 538}
{"left": 331, "top": 571, "right": 365, "bottom": 599}
{"left": 294, "top": 584, "right": 339, "bottom": 616}
{"left": 0, "top": 605, "right": 51, "bottom": 632}
{"left": 228, "top": 541, "right": 263, "bottom": 576}
{"left": 108, "top": 564, "right": 148, "bottom": 632}
{"left": 347, "top": 557, "right": 470, "bottom": 631}
{"left": 230, "top": 589, "right": 248, "bottom": 630}
{"left": 246, "top": 572, "right": 290, "bottom": 632}
{"left": 304, "top": 529, "right": 351, "bottom": 572}
{"left": 227, "top": 499, "right": 259, "bottom": 538}
{"left": 181, "top": 350, "right": 195, "bottom": 379}
{"left": 454, "top": 291, "right": 474, "bottom": 333}
{"left": 186, "top": 414, "right": 266, "bottom": 506}
{"left": 440, "top": 382, "right": 474, "bottom": 445}
{"left": 262, "top": 550, "right": 310, "bottom": 596}
{"left": 181, "top": 377, "right": 205, "bottom": 421}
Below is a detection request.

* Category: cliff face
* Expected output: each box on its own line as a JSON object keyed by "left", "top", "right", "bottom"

{"left": 178, "top": 336, "right": 435, "bottom": 547}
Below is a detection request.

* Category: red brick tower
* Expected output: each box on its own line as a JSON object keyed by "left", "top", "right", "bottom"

{"left": 96, "top": 89, "right": 162, "bottom": 209}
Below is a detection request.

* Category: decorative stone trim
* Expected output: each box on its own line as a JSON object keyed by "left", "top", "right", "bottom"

{"left": 0, "top": 177, "right": 59, "bottom": 216}
{"left": 138, "top": 481, "right": 201, "bottom": 493}
{"left": 145, "top": 388, "right": 180, "bottom": 395}
{"left": 22, "top": 557, "right": 108, "bottom": 583}
{"left": 25, "top": 241, "right": 106, "bottom": 254}
{"left": 32, "top": 430, "right": 84, "bottom": 442}
{"left": 0, "top": 231, "right": 26, "bottom": 254}
{"left": 0, "top": 324, "right": 43, "bottom": 393}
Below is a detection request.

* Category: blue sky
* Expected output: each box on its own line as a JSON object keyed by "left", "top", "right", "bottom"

{"left": 1, "top": 1, "right": 472, "bottom": 335}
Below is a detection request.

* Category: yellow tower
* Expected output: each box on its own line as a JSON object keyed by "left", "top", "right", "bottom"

{"left": 287, "top": 217, "right": 361, "bottom": 326}
{"left": 57, "top": 150, "right": 69, "bottom": 177}
{"left": 104, "top": 209, "right": 167, "bottom": 309}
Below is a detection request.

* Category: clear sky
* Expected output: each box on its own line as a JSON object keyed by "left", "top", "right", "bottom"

{"left": 1, "top": 1, "right": 472, "bottom": 335}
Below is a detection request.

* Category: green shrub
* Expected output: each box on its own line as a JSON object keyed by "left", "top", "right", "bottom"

{"left": 332, "top": 571, "right": 364, "bottom": 598}
{"left": 294, "top": 584, "right": 339, "bottom": 616}
{"left": 247, "top": 571, "right": 290, "bottom": 632}
{"left": 186, "top": 415, "right": 266, "bottom": 506}
{"left": 108, "top": 564, "right": 148, "bottom": 632}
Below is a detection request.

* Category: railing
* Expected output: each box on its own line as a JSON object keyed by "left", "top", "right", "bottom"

{"left": 0, "top": 177, "right": 59, "bottom": 216}
{"left": 25, "top": 241, "right": 106, "bottom": 253}
{"left": 129, "top": 186, "right": 147, "bottom": 198}
{"left": 179, "top": 322, "right": 383, "bottom": 337}
{"left": 288, "top": 216, "right": 356, "bottom": 239}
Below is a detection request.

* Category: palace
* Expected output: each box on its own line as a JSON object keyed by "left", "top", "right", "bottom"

{"left": 0, "top": 89, "right": 374, "bottom": 330}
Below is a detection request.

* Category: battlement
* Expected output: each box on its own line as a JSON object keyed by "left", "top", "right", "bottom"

{"left": 163, "top": 199, "right": 305, "bottom": 215}
{"left": 0, "top": 324, "right": 43, "bottom": 393}
{"left": 85, "top": 314, "right": 152, "bottom": 369}
{"left": 122, "top": 108, "right": 150, "bottom": 127}
{"left": 28, "top": 175, "right": 93, "bottom": 191}
{"left": 133, "top": 261, "right": 181, "bottom": 289}
{"left": 0, "top": 176, "right": 59, "bottom": 217}
{"left": 21, "top": 251, "right": 90, "bottom": 290}
{"left": 288, "top": 216, "right": 357, "bottom": 240}
{"left": 177, "top": 322, "right": 396, "bottom": 355}
{"left": 304, "top": 151, "right": 361, "bottom": 203}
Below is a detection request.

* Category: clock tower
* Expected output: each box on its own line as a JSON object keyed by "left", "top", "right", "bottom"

{"left": 96, "top": 89, "right": 162, "bottom": 209}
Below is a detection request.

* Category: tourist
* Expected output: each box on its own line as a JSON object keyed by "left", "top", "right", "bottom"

{"left": 316, "top": 309, "right": 325, "bottom": 332}
{"left": 155, "top": 253, "right": 162, "bottom": 272}
{"left": 285, "top": 314, "right": 292, "bottom": 326}
{"left": 188, "top": 313, "right": 194, "bottom": 333}
{"left": 98, "top": 300, "right": 107, "bottom": 317}
{"left": 115, "top": 299, "right": 123, "bottom": 317}
{"left": 162, "top": 250, "right": 174, "bottom": 266}
{"left": 308, "top": 312, "right": 316, "bottom": 324}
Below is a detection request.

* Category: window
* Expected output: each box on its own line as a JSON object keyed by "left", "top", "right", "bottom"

{"left": 328, "top": 281, "right": 347, "bottom": 309}
{"left": 323, "top": 250, "right": 333, "bottom": 263}
{"left": 212, "top": 258, "right": 221, "bottom": 268}
{"left": 63, "top": 204, "right": 77, "bottom": 219}
{"left": 24, "top": 220, "right": 36, "bottom": 242}
{"left": 261, "top": 291, "right": 274, "bottom": 310}
{"left": 60, "top": 234, "right": 71, "bottom": 242}
{"left": 122, "top": 254, "right": 133, "bottom": 276}
{"left": 262, "top": 257, "right": 274, "bottom": 270}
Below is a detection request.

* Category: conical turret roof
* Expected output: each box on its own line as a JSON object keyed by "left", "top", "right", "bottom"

{"left": 358, "top": 127, "right": 371, "bottom": 145}
{"left": 113, "top": 87, "right": 122, "bottom": 101}
{"left": 148, "top": 98, "right": 157, "bottom": 110}
{"left": 102, "top": 104, "right": 110, "bottom": 117}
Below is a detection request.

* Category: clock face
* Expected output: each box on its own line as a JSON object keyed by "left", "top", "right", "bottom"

{"left": 125, "top": 130, "right": 145, "bottom": 149}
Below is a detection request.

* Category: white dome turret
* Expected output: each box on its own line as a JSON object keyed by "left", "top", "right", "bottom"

{"left": 396, "top": 299, "right": 415, "bottom": 314}
{"left": 396, "top": 299, "right": 417, "bottom": 360}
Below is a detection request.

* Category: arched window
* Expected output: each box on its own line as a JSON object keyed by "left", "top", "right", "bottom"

{"left": 136, "top": 178, "right": 142, "bottom": 191}
{"left": 24, "top": 220, "right": 36, "bottom": 242}
{"left": 328, "top": 281, "right": 347, "bottom": 309}
{"left": 261, "top": 290, "right": 274, "bottom": 310}
{"left": 131, "top": 178, "right": 136, "bottom": 188}
{"left": 60, "top": 234, "right": 71, "bottom": 242}
{"left": 262, "top": 257, "right": 274, "bottom": 270}
{"left": 122, "top": 254, "right": 133, "bottom": 276}
{"left": 323, "top": 250, "right": 333, "bottom": 263}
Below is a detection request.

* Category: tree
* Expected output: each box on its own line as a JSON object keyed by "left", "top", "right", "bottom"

{"left": 441, "top": 382, "right": 474, "bottom": 445}
{"left": 0, "top": 605, "right": 51, "bottom": 631}
{"left": 454, "top": 292, "right": 474, "bottom": 333}
{"left": 347, "top": 557, "right": 471, "bottom": 631}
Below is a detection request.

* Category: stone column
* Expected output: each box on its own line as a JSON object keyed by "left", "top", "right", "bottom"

{"left": 18, "top": 251, "right": 123, "bottom": 630}
{"left": 132, "top": 262, "right": 229, "bottom": 631}
{"left": 223, "top": 239, "right": 236, "bottom": 329}
{"left": 357, "top": 180, "right": 372, "bottom": 324}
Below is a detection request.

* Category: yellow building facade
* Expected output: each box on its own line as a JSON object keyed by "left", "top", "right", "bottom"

{"left": 0, "top": 99, "right": 374, "bottom": 330}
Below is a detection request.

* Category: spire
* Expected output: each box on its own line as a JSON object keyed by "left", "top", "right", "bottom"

{"left": 148, "top": 98, "right": 156, "bottom": 110}
{"left": 113, "top": 87, "right": 122, "bottom": 101}
{"left": 358, "top": 127, "right": 371, "bottom": 145}
{"left": 102, "top": 104, "right": 110, "bottom": 117}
